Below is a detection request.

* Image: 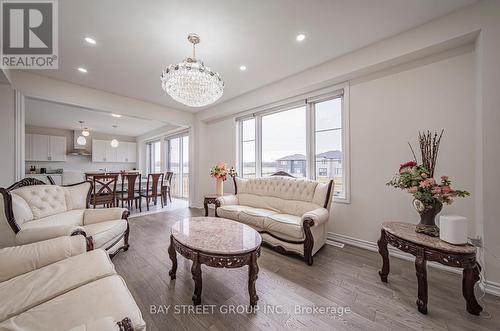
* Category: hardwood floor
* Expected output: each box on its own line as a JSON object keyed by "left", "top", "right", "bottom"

{"left": 113, "top": 207, "right": 500, "bottom": 331}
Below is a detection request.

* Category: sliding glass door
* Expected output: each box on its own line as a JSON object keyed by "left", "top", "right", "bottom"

{"left": 166, "top": 133, "right": 189, "bottom": 199}
{"left": 146, "top": 140, "right": 161, "bottom": 173}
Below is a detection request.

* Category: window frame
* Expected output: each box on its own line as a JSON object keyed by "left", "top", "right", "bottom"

{"left": 146, "top": 140, "right": 161, "bottom": 174}
{"left": 236, "top": 83, "right": 350, "bottom": 204}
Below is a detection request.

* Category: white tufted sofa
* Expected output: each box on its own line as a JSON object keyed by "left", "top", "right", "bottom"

{"left": 0, "top": 178, "right": 130, "bottom": 256}
{"left": 0, "top": 236, "right": 145, "bottom": 330}
{"left": 216, "top": 173, "right": 333, "bottom": 265}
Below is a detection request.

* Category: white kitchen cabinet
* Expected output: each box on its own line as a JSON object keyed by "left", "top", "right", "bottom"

{"left": 49, "top": 136, "right": 66, "bottom": 161}
{"left": 31, "top": 134, "right": 49, "bottom": 161}
{"left": 116, "top": 142, "right": 128, "bottom": 162}
{"left": 25, "top": 134, "right": 66, "bottom": 162}
{"left": 92, "top": 140, "right": 136, "bottom": 163}
{"left": 25, "top": 134, "right": 33, "bottom": 161}
{"left": 105, "top": 142, "right": 117, "bottom": 162}
{"left": 92, "top": 139, "right": 107, "bottom": 162}
{"left": 127, "top": 142, "right": 137, "bottom": 163}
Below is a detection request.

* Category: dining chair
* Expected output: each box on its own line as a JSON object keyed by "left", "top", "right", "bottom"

{"left": 161, "top": 171, "right": 174, "bottom": 205}
{"left": 89, "top": 173, "right": 119, "bottom": 208}
{"left": 117, "top": 173, "right": 142, "bottom": 211}
{"left": 140, "top": 173, "right": 164, "bottom": 211}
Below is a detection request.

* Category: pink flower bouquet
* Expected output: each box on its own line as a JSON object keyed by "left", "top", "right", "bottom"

{"left": 210, "top": 162, "right": 228, "bottom": 181}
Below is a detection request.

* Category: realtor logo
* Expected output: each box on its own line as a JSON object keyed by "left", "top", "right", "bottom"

{"left": 1, "top": 0, "right": 58, "bottom": 69}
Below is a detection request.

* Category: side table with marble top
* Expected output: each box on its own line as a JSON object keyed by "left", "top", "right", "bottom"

{"left": 378, "top": 221, "right": 482, "bottom": 316}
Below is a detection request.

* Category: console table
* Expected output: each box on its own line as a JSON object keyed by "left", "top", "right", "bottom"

{"left": 377, "top": 221, "right": 482, "bottom": 315}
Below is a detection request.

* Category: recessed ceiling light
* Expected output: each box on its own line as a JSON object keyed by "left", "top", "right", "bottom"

{"left": 239, "top": 65, "right": 247, "bottom": 71}
{"left": 111, "top": 113, "right": 122, "bottom": 118}
{"left": 77, "top": 67, "right": 87, "bottom": 73}
{"left": 84, "top": 37, "right": 96, "bottom": 45}
{"left": 296, "top": 33, "right": 306, "bottom": 42}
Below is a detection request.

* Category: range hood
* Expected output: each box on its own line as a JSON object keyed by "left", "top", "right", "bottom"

{"left": 69, "top": 131, "right": 92, "bottom": 156}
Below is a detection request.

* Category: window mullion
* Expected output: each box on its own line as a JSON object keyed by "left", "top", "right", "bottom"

{"left": 306, "top": 102, "right": 313, "bottom": 180}
{"left": 256, "top": 115, "right": 262, "bottom": 178}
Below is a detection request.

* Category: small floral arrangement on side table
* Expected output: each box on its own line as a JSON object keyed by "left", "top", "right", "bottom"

{"left": 387, "top": 131, "right": 470, "bottom": 237}
{"left": 210, "top": 163, "right": 228, "bottom": 196}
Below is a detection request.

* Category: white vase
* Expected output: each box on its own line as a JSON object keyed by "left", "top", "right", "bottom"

{"left": 216, "top": 179, "right": 224, "bottom": 196}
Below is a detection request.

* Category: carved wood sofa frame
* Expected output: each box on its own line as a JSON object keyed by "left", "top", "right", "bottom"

{"left": 0, "top": 178, "right": 130, "bottom": 258}
{"left": 216, "top": 171, "right": 333, "bottom": 265}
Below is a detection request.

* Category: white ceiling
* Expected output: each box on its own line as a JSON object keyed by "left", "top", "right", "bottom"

{"left": 32, "top": 0, "right": 477, "bottom": 112}
{"left": 25, "top": 98, "right": 175, "bottom": 137}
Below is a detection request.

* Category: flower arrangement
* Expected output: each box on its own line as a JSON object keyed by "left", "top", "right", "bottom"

{"left": 210, "top": 162, "right": 228, "bottom": 181}
{"left": 387, "top": 161, "right": 469, "bottom": 205}
{"left": 387, "top": 130, "right": 469, "bottom": 236}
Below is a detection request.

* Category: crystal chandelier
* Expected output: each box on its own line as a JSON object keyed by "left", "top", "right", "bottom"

{"left": 161, "top": 34, "right": 224, "bottom": 107}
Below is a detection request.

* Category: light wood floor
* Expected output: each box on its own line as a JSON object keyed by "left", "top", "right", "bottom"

{"left": 113, "top": 207, "right": 500, "bottom": 331}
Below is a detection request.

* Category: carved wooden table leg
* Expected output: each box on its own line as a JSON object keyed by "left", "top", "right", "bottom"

{"left": 204, "top": 202, "right": 209, "bottom": 216}
{"left": 377, "top": 229, "right": 390, "bottom": 282}
{"left": 191, "top": 253, "right": 202, "bottom": 305}
{"left": 168, "top": 235, "right": 177, "bottom": 280}
{"left": 462, "top": 262, "right": 483, "bottom": 315}
{"left": 415, "top": 250, "right": 428, "bottom": 314}
{"left": 248, "top": 250, "right": 259, "bottom": 306}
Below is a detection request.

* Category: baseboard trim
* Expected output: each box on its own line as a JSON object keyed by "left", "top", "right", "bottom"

{"left": 326, "top": 232, "right": 461, "bottom": 274}
{"left": 326, "top": 232, "right": 500, "bottom": 297}
{"left": 480, "top": 280, "right": 500, "bottom": 297}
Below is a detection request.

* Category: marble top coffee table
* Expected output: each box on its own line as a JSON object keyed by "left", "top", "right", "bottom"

{"left": 168, "top": 216, "right": 262, "bottom": 306}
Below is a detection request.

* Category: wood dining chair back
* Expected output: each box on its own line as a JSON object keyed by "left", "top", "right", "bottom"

{"left": 90, "top": 173, "right": 119, "bottom": 208}
{"left": 161, "top": 171, "right": 174, "bottom": 205}
{"left": 117, "top": 173, "right": 142, "bottom": 211}
{"left": 140, "top": 173, "right": 164, "bottom": 211}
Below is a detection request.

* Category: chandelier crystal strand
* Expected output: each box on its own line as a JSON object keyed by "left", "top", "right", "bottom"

{"left": 160, "top": 34, "right": 224, "bottom": 107}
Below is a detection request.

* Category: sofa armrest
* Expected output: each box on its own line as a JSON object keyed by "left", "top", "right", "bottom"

{"left": 83, "top": 208, "right": 129, "bottom": 225}
{"left": 302, "top": 208, "right": 330, "bottom": 227}
{"left": 0, "top": 236, "right": 86, "bottom": 282}
{"left": 216, "top": 195, "right": 238, "bottom": 207}
{"left": 15, "top": 225, "right": 87, "bottom": 246}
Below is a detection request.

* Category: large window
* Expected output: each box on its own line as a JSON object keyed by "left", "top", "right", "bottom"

{"left": 314, "top": 97, "right": 344, "bottom": 196}
{"left": 237, "top": 87, "right": 348, "bottom": 201}
{"left": 262, "top": 106, "right": 306, "bottom": 177}
{"left": 146, "top": 140, "right": 161, "bottom": 173}
{"left": 240, "top": 118, "right": 256, "bottom": 178}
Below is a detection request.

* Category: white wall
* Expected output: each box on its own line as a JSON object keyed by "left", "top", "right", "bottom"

{"left": 194, "top": 0, "right": 500, "bottom": 291}
{"left": 334, "top": 49, "right": 475, "bottom": 242}
{"left": 0, "top": 84, "right": 15, "bottom": 187}
{"left": 195, "top": 49, "right": 476, "bottom": 230}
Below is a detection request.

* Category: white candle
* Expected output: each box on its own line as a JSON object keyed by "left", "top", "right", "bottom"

{"left": 439, "top": 215, "right": 468, "bottom": 245}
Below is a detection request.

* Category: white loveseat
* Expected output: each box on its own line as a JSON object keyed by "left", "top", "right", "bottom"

{"left": 216, "top": 173, "right": 333, "bottom": 265}
{"left": 0, "top": 178, "right": 129, "bottom": 256}
{"left": 0, "top": 236, "right": 145, "bottom": 330}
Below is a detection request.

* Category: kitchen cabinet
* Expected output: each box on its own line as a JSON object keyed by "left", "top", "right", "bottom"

{"left": 127, "top": 142, "right": 137, "bottom": 163}
{"left": 105, "top": 142, "right": 117, "bottom": 162}
{"left": 26, "top": 134, "right": 66, "bottom": 162}
{"left": 92, "top": 140, "right": 136, "bottom": 163}
{"left": 92, "top": 139, "right": 107, "bottom": 162}
{"left": 116, "top": 142, "right": 128, "bottom": 162}
{"left": 49, "top": 136, "right": 67, "bottom": 161}
{"left": 25, "top": 134, "right": 33, "bottom": 161}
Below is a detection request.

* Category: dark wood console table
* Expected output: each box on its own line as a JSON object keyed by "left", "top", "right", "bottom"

{"left": 377, "top": 221, "right": 482, "bottom": 315}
